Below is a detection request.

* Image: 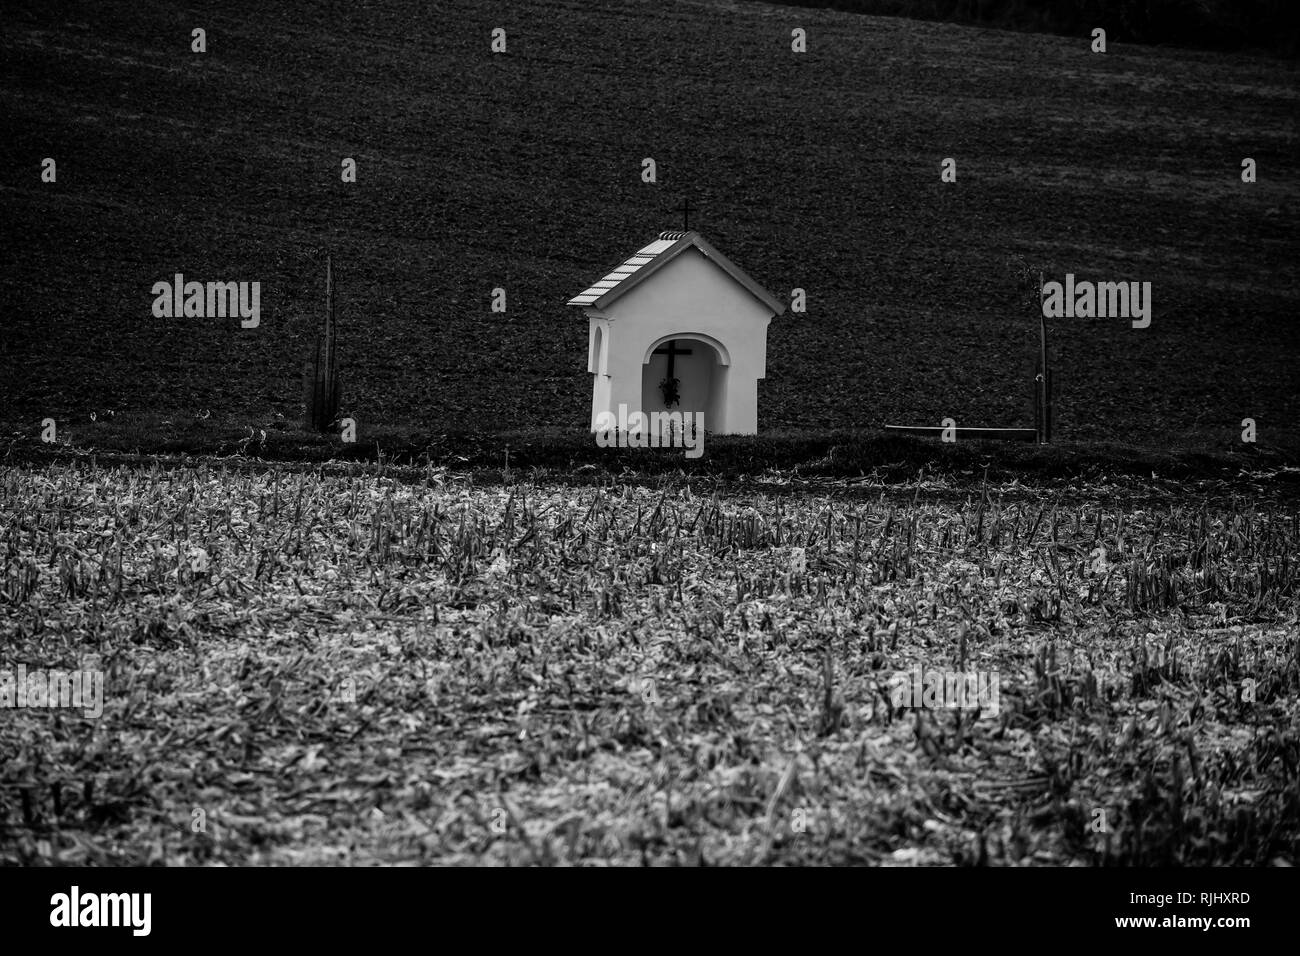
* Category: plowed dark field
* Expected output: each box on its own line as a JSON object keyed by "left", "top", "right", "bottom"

{"left": 2, "top": 0, "right": 1297, "bottom": 449}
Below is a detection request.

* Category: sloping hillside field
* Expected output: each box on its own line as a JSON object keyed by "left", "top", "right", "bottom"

{"left": 1, "top": 0, "right": 1298, "bottom": 448}
{"left": 2, "top": 463, "right": 1295, "bottom": 865}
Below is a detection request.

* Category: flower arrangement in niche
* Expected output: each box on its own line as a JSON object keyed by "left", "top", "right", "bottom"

{"left": 659, "top": 376, "right": 681, "bottom": 407}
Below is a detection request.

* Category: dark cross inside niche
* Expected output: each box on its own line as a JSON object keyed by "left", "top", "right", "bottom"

{"left": 654, "top": 339, "right": 693, "bottom": 381}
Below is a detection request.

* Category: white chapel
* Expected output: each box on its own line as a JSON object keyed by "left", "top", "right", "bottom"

{"left": 567, "top": 230, "right": 784, "bottom": 435}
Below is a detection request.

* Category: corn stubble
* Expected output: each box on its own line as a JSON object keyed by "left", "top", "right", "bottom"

{"left": 0, "top": 461, "right": 1296, "bottom": 865}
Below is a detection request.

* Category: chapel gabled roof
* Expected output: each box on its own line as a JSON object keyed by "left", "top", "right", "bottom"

{"left": 566, "top": 230, "right": 785, "bottom": 315}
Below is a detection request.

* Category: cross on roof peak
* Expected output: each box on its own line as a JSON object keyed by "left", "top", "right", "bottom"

{"left": 675, "top": 195, "right": 693, "bottom": 232}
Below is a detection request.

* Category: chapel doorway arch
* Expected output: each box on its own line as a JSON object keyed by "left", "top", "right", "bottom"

{"left": 640, "top": 333, "right": 729, "bottom": 434}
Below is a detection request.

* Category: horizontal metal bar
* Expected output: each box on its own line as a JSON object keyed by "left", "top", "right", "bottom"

{"left": 884, "top": 425, "right": 1039, "bottom": 442}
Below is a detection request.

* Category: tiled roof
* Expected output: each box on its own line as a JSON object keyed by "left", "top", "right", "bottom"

{"left": 566, "top": 235, "right": 677, "bottom": 307}
{"left": 567, "top": 231, "right": 784, "bottom": 315}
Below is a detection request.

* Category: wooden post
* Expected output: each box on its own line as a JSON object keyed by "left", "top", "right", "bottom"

{"left": 305, "top": 256, "right": 340, "bottom": 432}
{"left": 1045, "top": 368, "right": 1053, "bottom": 444}
{"left": 1037, "top": 270, "right": 1050, "bottom": 444}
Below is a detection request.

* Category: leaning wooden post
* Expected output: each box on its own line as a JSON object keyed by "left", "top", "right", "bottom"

{"left": 323, "top": 256, "right": 339, "bottom": 429}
